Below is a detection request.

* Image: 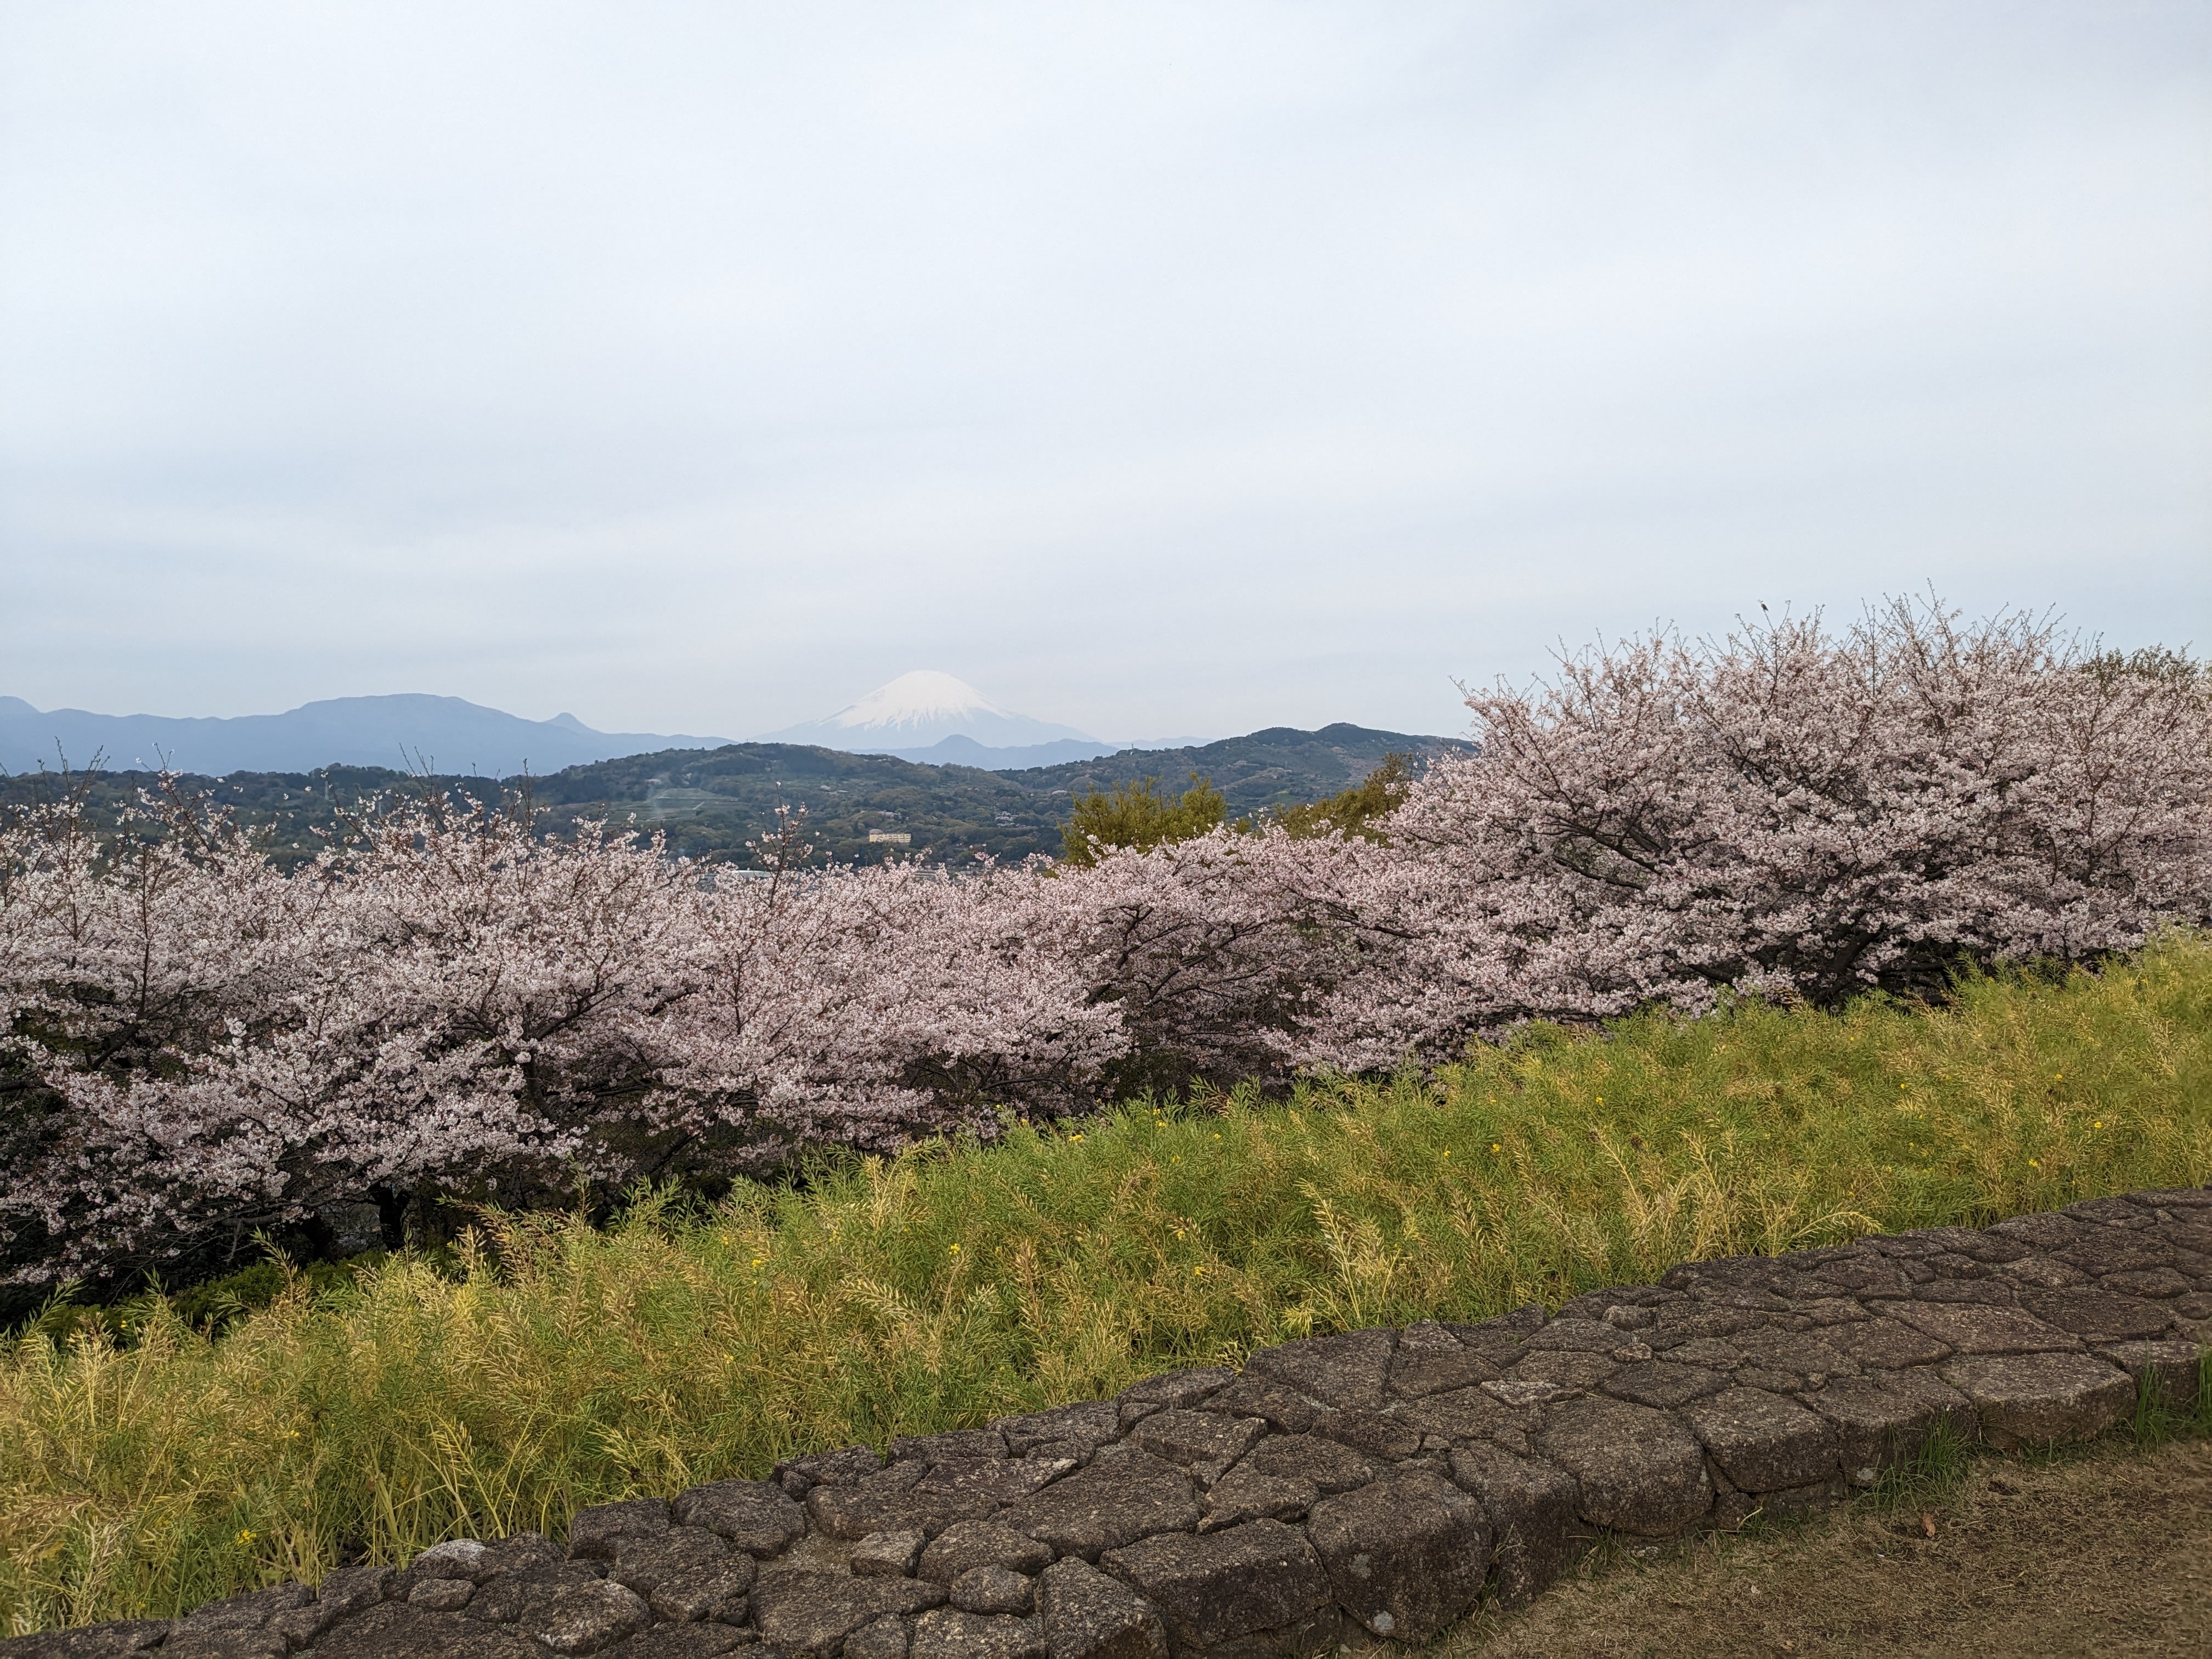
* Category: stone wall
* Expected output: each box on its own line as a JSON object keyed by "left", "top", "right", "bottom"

{"left": 9, "top": 1188, "right": 2209, "bottom": 1659}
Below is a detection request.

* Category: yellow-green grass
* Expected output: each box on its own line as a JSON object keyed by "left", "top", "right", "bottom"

{"left": 5, "top": 939, "right": 2211, "bottom": 1634}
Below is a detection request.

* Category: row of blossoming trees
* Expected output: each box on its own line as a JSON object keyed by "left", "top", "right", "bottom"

{"left": 4, "top": 601, "right": 2209, "bottom": 1284}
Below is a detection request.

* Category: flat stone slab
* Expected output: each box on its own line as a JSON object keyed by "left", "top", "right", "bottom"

{"left": 752, "top": 1573, "right": 947, "bottom": 1656}
{"left": 1200, "top": 1466, "right": 1318, "bottom": 1530}
{"left": 1389, "top": 1340, "right": 1501, "bottom": 1398}
{"left": 1125, "top": 1408, "right": 1265, "bottom": 1467}
{"left": 1807, "top": 1369, "right": 1974, "bottom": 1481}
{"left": 1035, "top": 1559, "right": 1168, "bottom": 1659}
{"left": 909, "top": 1608, "right": 1043, "bottom": 1659}
{"left": 998, "top": 1452, "right": 1199, "bottom": 1562}
{"left": 1397, "top": 1381, "right": 1536, "bottom": 1442}
{"left": 1825, "top": 1316, "right": 1956, "bottom": 1369}
{"left": 1888, "top": 1302, "right": 2081, "bottom": 1355}
{"left": 1235, "top": 1433, "right": 1375, "bottom": 1494}
{"left": 1099, "top": 1519, "right": 1330, "bottom": 1653}
{"left": 1537, "top": 1397, "right": 1714, "bottom": 1537}
{"left": 991, "top": 1401, "right": 1120, "bottom": 1457}
{"left": 15, "top": 1190, "right": 2205, "bottom": 1659}
{"left": 1940, "top": 1353, "right": 2137, "bottom": 1448}
{"left": 1305, "top": 1470, "right": 1490, "bottom": 1641}
{"left": 2017, "top": 1288, "right": 2180, "bottom": 1340}
{"left": 1602, "top": 1361, "right": 1729, "bottom": 1410}
{"left": 1677, "top": 1388, "right": 1839, "bottom": 1493}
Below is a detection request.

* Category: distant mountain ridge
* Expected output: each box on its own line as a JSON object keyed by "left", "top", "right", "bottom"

{"left": 3, "top": 677, "right": 1202, "bottom": 778}
{"left": 4, "top": 724, "right": 1474, "bottom": 869}
{"left": 0, "top": 695, "right": 731, "bottom": 778}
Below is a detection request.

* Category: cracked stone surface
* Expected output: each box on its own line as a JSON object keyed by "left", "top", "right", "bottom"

{"left": 1125, "top": 1408, "right": 1266, "bottom": 1468}
{"left": 1034, "top": 1559, "right": 1166, "bottom": 1659}
{"left": 906, "top": 1608, "right": 1041, "bottom": 1659}
{"left": 608, "top": 1531, "right": 733, "bottom": 1598}
{"left": 1537, "top": 1396, "right": 1714, "bottom": 1537}
{"left": 843, "top": 1618, "right": 911, "bottom": 1659}
{"left": 538, "top": 1580, "right": 651, "bottom": 1656}
{"left": 10, "top": 1190, "right": 2206, "bottom": 1659}
{"left": 916, "top": 1523, "right": 1052, "bottom": 1586}
{"left": 1677, "top": 1388, "right": 1838, "bottom": 1493}
{"left": 995, "top": 1453, "right": 1198, "bottom": 1563}
{"left": 1098, "top": 1520, "right": 1329, "bottom": 1653}
{"left": 751, "top": 1573, "right": 946, "bottom": 1655}
{"left": 1305, "top": 1470, "right": 1490, "bottom": 1640}
{"left": 1941, "top": 1352, "right": 2137, "bottom": 1448}
{"left": 947, "top": 1566, "right": 1032, "bottom": 1617}
{"left": 670, "top": 1482, "right": 808, "bottom": 1557}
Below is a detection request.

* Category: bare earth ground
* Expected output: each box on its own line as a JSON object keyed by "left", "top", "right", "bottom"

{"left": 1385, "top": 1437, "right": 2212, "bottom": 1659}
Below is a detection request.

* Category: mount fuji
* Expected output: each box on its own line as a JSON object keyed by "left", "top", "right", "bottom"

{"left": 755, "top": 672, "right": 1144, "bottom": 768}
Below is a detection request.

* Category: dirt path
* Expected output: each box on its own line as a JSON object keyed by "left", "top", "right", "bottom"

{"left": 1407, "top": 1437, "right": 2212, "bottom": 1658}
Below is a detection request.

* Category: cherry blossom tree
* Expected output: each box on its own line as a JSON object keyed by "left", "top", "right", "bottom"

{"left": 0, "top": 794, "right": 1119, "bottom": 1280}
{"left": 1039, "top": 828, "right": 1355, "bottom": 1092}
{"left": 1287, "top": 600, "right": 2212, "bottom": 1068}
{"left": 1, "top": 781, "right": 331, "bottom": 1277}
{"left": 636, "top": 812, "right": 1125, "bottom": 1156}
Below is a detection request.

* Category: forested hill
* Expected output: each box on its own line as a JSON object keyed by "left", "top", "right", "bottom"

{"left": 2, "top": 723, "right": 1470, "bottom": 868}
{"left": 1018, "top": 725, "right": 1472, "bottom": 810}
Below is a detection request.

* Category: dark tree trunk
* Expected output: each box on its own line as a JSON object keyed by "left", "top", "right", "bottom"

{"left": 369, "top": 1185, "right": 408, "bottom": 1251}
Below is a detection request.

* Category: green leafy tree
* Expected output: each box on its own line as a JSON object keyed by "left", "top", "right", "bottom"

{"left": 1058, "top": 773, "right": 1226, "bottom": 866}
{"left": 1273, "top": 753, "right": 1413, "bottom": 841}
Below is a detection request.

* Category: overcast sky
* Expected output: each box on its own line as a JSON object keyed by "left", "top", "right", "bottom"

{"left": 2, "top": 2, "right": 2207, "bottom": 743}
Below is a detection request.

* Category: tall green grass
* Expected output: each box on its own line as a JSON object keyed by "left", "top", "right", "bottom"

{"left": 4, "top": 938, "right": 2210, "bottom": 1633}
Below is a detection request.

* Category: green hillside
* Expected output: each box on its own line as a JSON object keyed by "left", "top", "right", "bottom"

{"left": 1, "top": 724, "right": 1469, "bottom": 868}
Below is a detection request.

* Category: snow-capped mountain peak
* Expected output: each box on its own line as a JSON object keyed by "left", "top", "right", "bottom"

{"left": 827, "top": 671, "right": 1013, "bottom": 735}
{"left": 757, "top": 671, "right": 1099, "bottom": 753}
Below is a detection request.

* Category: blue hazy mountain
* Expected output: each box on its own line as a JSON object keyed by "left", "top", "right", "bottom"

{"left": 0, "top": 694, "right": 732, "bottom": 779}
